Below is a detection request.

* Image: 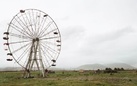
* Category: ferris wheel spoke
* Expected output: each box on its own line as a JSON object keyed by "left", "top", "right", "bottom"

{"left": 21, "top": 13, "right": 34, "bottom": 37}
{"left": 30, "top": 10, "right": 34, "bottom": 23}
{"left": 42, "top": 41, "right": 58, "bottom": 46}
{"left": 23, "top": 54, "right": 30, "bottom": 67}
{"left": 33, "top": 11, "right": 39, "bottom": 36}
{"left": 9, "top": 40, "right": 32, "bottom": 44}
{"left": 37, "top": 15, "right": 47, "bottom": 37}
{"left": 16, "top": 15, "right": 30, "bottom": 29}
{"left": 10, "top": 23, "right": 31, "bottom": 38}
{"left": 14, "top": 17, "right": 33, "bottom": 37}
{"left": 10, "top": 23, "right": 23, "bottom": 31}
{"left": 44, "top": 52, "right": 53, "bottom": 65}
{"left": 35, "top": 12, "right": 41, "bottom": 34}
{"left": 42, "top": 52, "right": 51, "bottom": 67}
{"left": 41, "top": 43, "right": 57, "bottom": 59}
{"left": 40, "top": 36, "right": 60, "bottom": 40}
{"left": 46, "top": 49, "right": 55, "bottom": 60}
{"left": 9, "top": 32, "right": 30, "bottom": 39}
{"left": 18, "top": 49, "right": 30, "bottom": 63}
{"left": 41, "top": 42, "right": 59, "bottom": 54}
{"left": 41, "top": 47, "right": 51, "bottom": 66}
{"left": 32, "top": 10, "right": 37, "bottom": 33}
{"left": 39, "top": 29, "right": 57, "bottom": 38}
{"left": 28, "top": 10, "right": 33, "bottom": 25}
{"left": 38, "top": 16, "right": 48, "bottom": 32}
{"left": 12, "top": 42, "right": 31, "bottom": 53}
{"left": 16, "top": 44, "right": 31, "bottom": 63}
{"left": 41, "top": 44, "right": 54, "bottom": 60}
{"left": 31, "top": 10, "right": 36, "bottom": 34}
{"left": 38, "top": 21, "right": 53, "bottom": 37}
{"left": 25, "top": 9, "right": 35, "bottom": 36}
{"left": 25, "top": 11, "right": 31, "bottom": 25}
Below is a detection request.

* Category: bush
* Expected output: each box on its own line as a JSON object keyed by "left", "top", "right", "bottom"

{"left": 104, "top": 68, "right": 117, "bottom": 73}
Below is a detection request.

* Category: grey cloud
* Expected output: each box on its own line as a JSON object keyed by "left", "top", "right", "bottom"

{"left": 93, "top": 26, "right": 135, "bottom": 44}
{"left": 60, "top": 25, "right": 86, "bottom": 56}
{"left": 76, "top": 26, "right": 137, "bottom": 64}
{"left": 62, "top": 25, "right": 86, "bottom": 40}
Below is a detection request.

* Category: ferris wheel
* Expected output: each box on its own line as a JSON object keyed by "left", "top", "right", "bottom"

{"left": 3, "top": 9, "right": 61, "bottom": 78}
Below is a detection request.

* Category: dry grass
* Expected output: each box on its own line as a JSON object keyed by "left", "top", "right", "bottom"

{"left": 0, "top": 70, "right": 137, "bottom": 86}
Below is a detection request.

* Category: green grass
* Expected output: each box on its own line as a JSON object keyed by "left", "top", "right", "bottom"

{"left": 0, "top": 70, "right": 137, "bottom": 86}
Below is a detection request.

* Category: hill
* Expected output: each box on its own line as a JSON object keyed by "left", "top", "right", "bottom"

{"left": 0, "top": 67, "right": 63, "bottom": 71}
{"left": 77, "top": 63, "right": 136, "bottom": 70}
{"left": 0, "top": 63, "right": 136, "bottom": 71}
{"left": 104, "top": 63, "right": 135, "bottom": 69}
{"left": 77, "top": 64, "right": 106, "bottom": 70}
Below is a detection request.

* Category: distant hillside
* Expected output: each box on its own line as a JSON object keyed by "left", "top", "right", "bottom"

{"left": 0, "top": 63, "right": 136, "bottom": 71}
{"left": 0, "top": 67, "right": 22, "bottom": 71}
{"left": 77, "top": 63, "right": 136, "bottom": 70}
{"left": 77, "top": 64, "right": 106, "bottom": 70}
{"left": 0, "top": 67, "right": 63, "bottom": 71}
{"left": 104, "top": 63, "right": 135, "bottom": 69}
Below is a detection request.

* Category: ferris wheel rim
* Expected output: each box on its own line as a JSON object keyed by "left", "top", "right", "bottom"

{"left": 5, "top": 9, "right": 61, "bottom": 69}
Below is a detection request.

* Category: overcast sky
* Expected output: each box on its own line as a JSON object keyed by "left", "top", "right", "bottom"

{"left": 0, "top": 0, "right": 137, "bottom": 68}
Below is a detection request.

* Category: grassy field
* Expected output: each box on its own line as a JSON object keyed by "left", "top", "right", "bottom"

{"left": 0, "top": 70, "right": 137, "bottom": 86}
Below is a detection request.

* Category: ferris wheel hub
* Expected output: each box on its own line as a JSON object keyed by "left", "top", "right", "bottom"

{"left": 33, "top": 38, "right": 39, "bottom": 42}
